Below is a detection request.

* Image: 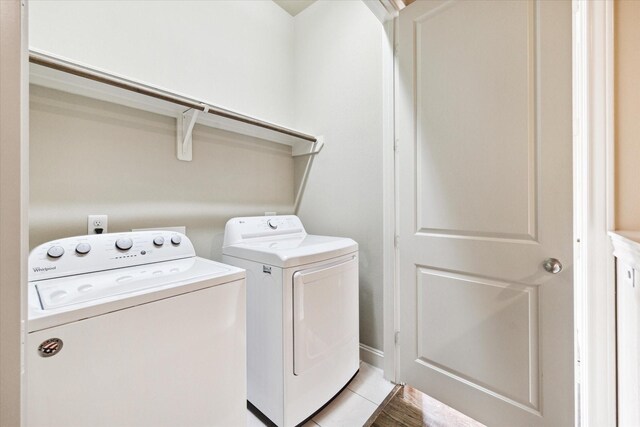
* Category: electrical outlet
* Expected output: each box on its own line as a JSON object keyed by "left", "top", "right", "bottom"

{"left": 88, "top": 215, "right": 108, "bottom": 235}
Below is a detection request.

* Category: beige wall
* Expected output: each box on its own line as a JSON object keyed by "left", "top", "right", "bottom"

{"left": 30, "top": 86, "right": 295, "bottom": 258}
{"left": 294, "top": 1, "right": 384, "bottom": 351}
{"left": 29, "top": 0, "right": 295, "bottom": 127}
{"left": 615, "top": 0, "right": 640, "bottom": 230}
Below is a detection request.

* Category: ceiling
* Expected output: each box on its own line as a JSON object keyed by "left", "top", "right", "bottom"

{"left": 272, "top": 0, "right": 317, "bottom": 17}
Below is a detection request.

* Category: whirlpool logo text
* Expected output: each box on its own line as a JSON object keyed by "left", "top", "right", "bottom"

{"left": 32, "top": 266, "right": 56, "bottom": 273}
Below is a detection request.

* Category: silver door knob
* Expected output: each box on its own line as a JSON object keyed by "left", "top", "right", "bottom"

{"left": 543, "top": 258, "right": 563, "bottom": 274}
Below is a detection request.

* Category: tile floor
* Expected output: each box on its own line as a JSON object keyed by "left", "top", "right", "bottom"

{"left": 247, "top": 361, "right": 395, "bottom": 427}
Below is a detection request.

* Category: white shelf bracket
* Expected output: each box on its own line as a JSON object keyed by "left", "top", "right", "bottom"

{"left": 177, "top": 104, "right": 210, "bottom": 161}
{"left": 292, "top": 136, "right": 325, "bottom": 157}
{"left": 293, "top": 136, "right": 324, "bottom": 213}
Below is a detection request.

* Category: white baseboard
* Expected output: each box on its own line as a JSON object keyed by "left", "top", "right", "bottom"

{"left": 359, "top": 343, "right": 384, "bottom": 369}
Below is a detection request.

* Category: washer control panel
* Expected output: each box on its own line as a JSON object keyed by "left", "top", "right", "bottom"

{"left": 29, "top": 231, "right": 195, "bottom": 282}
{"left": 223, "top": 215, "right": 306, "bottom": 247}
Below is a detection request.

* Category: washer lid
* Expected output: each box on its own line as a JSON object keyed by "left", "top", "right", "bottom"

{"left": 28, "top": 257, "right": 245, "bottom": 332}
{"left": 223, "top": 234, "right": 358, "bottom": 267}
{"left": 33, "top": 257, "right": 236, "bottom": 310}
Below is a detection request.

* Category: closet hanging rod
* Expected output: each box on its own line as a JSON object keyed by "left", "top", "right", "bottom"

{"left": 29, "top": 50, "right": 318, "bottom": 143}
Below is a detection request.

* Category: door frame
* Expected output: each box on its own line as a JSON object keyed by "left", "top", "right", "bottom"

{"left": 572, "top": 1, "right": 616, "bottom": 426}
{"left": 381, "top": 1, "right": 617, "bottom": 426}
{"left": 381, "top": 17, "right": 399, "bottom": 382}
{"left": 0, "top": 0, "right": 29, "bottom": 426}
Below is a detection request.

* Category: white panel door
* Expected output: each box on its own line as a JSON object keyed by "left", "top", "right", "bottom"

{"left": 397, "top": 1, "right": 574, "bottom": 425}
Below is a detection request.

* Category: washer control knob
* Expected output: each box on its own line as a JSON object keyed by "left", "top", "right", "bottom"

{"left": 75, "top": 243, "right": 91, "bottom": 255}
{"left": 268, "top": 220, "right": 278, "bottom": 230}
{"left": 47, "top": 246, "right": 65, "bottom": 258}
{"left": 115, "top": 238, "right": 133, "bottom": 251}
{"left": 171, "top": 235, "right": 182, "bottom": 245}
{"left": 153, "top": 236, "right": 165, "bottom": 247}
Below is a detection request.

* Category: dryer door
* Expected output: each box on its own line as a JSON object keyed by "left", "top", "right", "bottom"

{"left": 293, "top": 254, "right": 359, "bottom": 376}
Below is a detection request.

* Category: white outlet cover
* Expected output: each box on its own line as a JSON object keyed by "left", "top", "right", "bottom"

{"left": 87, "top": 215, "right": 108, "bottom": 235}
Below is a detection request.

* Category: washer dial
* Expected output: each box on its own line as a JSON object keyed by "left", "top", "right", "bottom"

{"left": 75, "top": 243, "right": 91, "bottom": 255}
{"left": 47, "top": 246, "right": 64, "bottom": 258}
{"left": 115, "top": 238, "right": 133, "bottom": 251}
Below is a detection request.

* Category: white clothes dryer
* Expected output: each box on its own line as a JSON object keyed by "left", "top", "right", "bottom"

{"left": 222, "top": 215, "right": 359, "bottom": 427}
{"left": 27, "top": 231, "right": 246, "bottom": 427}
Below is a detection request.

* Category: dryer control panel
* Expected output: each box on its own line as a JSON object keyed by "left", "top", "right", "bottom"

{"left": 223, "top": 215, "right": 306, "bottom": 247}
{"left": 29, "top": 231, "right": 195, "bottom": 282}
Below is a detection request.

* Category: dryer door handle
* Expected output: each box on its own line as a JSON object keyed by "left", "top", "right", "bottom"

{"left": 293, "top": 255, "right": 357, "bottom": 282}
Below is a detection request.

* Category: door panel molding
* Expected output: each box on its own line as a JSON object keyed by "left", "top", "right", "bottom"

{"left": 414, "top": 0, "right": 538, "bottom": 243}
{"left": 415, "top": 266, "right": 540, "bottom": 410}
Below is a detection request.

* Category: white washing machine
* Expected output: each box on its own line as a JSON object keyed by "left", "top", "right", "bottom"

{"left": 27, "top": 231, "right": 246, "bottom": 427}
{"left": 222, "top": 215, "right": 359, "bottom": 427}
